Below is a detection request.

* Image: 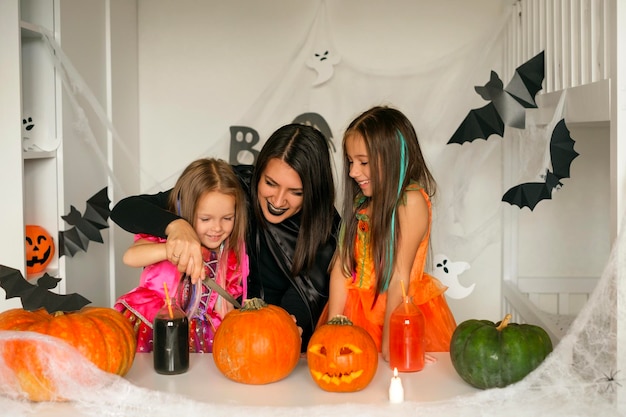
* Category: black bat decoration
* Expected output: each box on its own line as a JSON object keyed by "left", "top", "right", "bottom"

{"left": 448, "top": 51, "right": 545, "bottom": 144}
{"left": 0, "top": 265, "right": 91, "bottom": 313}
{"left": 502, "top": 119, "right": 579, "bottom": 211}
{"left": 58, "top": 187, "right": 111, "bottom": 257}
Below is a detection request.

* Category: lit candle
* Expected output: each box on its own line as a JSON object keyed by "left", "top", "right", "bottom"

{"left": 389, "top": 367, "right": 404, "bottom": 404}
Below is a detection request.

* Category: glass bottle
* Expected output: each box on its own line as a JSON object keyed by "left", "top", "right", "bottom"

{"left": 153, "top": 298, "right": 189, "bottom": 375}
{"left": 389, "top": 296, "right": 425, "bottom": 372}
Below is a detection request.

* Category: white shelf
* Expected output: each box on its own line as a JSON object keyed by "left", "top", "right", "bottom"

{"left": 529, "top": 80, "right": 611, "bottom": 126}
{"left": 20, "top": 20, "right": 44, "bottom": 38}
{"left": 23, "top": 149, "right": 56, "bottom": 159}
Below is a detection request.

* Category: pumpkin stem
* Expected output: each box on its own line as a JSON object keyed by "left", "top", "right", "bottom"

{"left": 241, "top": 297, "right": 267, "bottom": 311}
{"left": 496, "top": 313, "right": 512, "bottom": 331}
{"left": 327, "top": 315, "right": 353, "bottom": 326}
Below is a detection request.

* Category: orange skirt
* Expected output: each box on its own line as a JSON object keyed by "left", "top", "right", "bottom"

{"left": 318, "top": 273, "right": 457, "bottom": 352}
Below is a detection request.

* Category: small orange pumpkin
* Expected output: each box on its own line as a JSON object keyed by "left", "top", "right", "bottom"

{"left": 25, "top": 225, "right": 55, "bottom": 275}
{"left": 0, "top": 307, "right": 136, "bottom": 401}
{"left": 212, "top": 298, "right": 301, "bottom": 384}
{"left": 307, "top": 315, "right": 378, "bottom": 392}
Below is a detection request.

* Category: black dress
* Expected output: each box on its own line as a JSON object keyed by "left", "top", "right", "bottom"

{"left": 110, "top": 165, "right": 340, "bottom": 350}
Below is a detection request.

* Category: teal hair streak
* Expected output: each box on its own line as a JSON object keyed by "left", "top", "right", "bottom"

{"left": 380, "top": 131, "right": 409, "bottom": 292}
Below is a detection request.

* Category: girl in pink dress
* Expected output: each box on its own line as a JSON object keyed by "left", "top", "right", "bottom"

{"left": 115, "top": 158, "right": 249, "bottom": 353}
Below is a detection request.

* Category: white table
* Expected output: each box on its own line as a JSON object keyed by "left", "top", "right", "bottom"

{"left": 123, "top": 352, "right": 478, "bottom": 406}
{"left": 11, "top": 352, "right": 479, "bottom": 416}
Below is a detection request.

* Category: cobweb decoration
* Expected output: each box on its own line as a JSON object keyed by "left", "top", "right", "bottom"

{"left": 1, "top": 210, "right": 624, "bottom": 416}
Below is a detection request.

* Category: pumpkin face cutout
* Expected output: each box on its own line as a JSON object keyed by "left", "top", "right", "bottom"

{"left": 25, "top": 225, "right": 55, "bottom": 275}
{"left": 307, "top": 315, "right": 378, "bottom": 392}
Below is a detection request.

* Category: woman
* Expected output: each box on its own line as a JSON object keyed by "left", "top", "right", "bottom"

{"left": 111, "top": 124, "right": 340, "bottom": 350}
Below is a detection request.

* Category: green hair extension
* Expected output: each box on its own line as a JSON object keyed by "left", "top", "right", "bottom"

{"left": 380, "top": 131, "right": 409, "bottom": 292}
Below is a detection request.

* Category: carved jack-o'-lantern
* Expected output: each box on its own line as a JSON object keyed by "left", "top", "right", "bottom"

{"left": 25, "top": 225, "right": 55, "bottom": 275}
{"left": 307, "top": 315, "right": 378, "bottom": 392}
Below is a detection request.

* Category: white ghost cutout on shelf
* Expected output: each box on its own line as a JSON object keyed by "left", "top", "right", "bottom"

{"left": 432, "top": 253, "right": 475, "bottom": 299}
{"left": 306, "top": 49, "right": 341, "bottom": 86}
{"left": 21, "top": 115, "right": 61, "bottom": 152}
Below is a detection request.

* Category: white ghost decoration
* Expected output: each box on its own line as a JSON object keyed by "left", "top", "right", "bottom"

{"left": 306, "top": 49, "right": 341, "bottom": 86}
{"left": 21, "top": 114, "right": 60, "bottom": 152}
{"left": 432, "top": 253, "right": 475, "bottom": 299}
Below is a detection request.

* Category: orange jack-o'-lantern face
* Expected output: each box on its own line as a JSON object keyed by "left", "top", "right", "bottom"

{"left": 25, "top": 225, "right": 55, "bottom": 275}
{"left": 306, "top": 315, "right": 378, "bottom": 392}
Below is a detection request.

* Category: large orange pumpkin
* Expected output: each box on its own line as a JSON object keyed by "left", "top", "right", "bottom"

{"left": 307, "top": 315, "right": 378, "bottom": 392}
{"left": 0, "top": 307, "right": 136, "bottom": 401}
{"left": 212, "top": 298, "right": 301, "bottom": 384}
{"left": 25, "top": 225, "right": 55, "bottom": 275}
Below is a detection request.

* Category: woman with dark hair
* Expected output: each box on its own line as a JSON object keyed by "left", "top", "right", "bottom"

{"left": 111, "top": 124, "right": 340, "bottom": 350}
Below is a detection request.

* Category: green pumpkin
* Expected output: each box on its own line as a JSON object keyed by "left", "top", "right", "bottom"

{"left": 450, "top": 314, "right": 553, "bottom": 389}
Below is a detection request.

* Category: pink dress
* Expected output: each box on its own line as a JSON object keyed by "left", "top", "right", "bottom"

{"left": 115, "top": 234, "right": 248, "bottom": 353}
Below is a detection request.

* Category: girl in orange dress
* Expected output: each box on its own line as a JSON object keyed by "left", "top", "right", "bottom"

{"left": 325, "top": 106, "right": 456, "bottom": 361}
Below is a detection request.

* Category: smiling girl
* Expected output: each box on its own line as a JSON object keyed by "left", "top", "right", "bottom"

{"left": 326, "top": 106, "right": 457, "bottom": 361}
{"left": 114, "top": 158, "right": 249, "bottom": 353}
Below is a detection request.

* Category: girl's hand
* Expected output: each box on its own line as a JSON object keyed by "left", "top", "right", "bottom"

{"left": 290, "top": 314, "right": 304, "bottom": 356}
{"left": 290, "top": 314, "right": 304, "bottom": 337}
{"left": 382, "top": 339, "right": 390, "bottom": 362}
{"left": 165, "top": 219, "right": 205, "bottom": 282}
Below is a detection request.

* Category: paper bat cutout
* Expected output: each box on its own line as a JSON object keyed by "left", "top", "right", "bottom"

{"left": 448, "top": 51, "right": 545, "bottom": 144}
{"left": 58, "top": 187, "right": 111, "bottom": 257}
{"left": 502, "top": 119, "right": 578, "bottom": 210}
{"left": 0, "top": 265, "right": 91, "bottom": 313}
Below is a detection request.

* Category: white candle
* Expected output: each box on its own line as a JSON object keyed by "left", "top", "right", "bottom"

{"left": 389, "top": 367, "right": 404, "bottom": 404}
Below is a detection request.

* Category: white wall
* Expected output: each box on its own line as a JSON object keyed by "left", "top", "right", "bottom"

{"left": 136, "top": 0, "right": 509, "bottom": 190}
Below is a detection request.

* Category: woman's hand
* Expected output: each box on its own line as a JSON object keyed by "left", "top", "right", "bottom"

{"left": 165, "top": 219, "right": 205, "bottom": 282}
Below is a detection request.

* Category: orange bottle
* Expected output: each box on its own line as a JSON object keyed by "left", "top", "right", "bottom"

{"left": 389, "top": 296, "right": 425, "bottom": 372}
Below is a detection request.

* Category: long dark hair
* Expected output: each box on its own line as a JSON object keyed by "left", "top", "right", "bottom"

{"left": 251, "top": 123, "right": 336, "bottom": 277}
{"left": 339, "top": 106, "right": 436, "bottom": 297}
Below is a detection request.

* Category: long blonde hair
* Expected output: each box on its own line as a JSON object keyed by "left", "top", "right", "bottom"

{"left": 168, "top": 158, "right": 248, "bottom": 316}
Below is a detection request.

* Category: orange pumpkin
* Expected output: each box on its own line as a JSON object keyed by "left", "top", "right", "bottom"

{"left": 0, "top": 307, "right": 136, "bottom": 401}
{"left": 212, "top": 298, "right": 301, "bottom": 384}
{"left": 307, "top": 315, "right": 378, "bottom": 392}
{"left": 25, "top": 225, "right": 55, "bottom": 275}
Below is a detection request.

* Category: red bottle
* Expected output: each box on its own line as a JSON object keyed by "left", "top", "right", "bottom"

{"left": 389, "top": 297, "right": 425, "bottom": 372}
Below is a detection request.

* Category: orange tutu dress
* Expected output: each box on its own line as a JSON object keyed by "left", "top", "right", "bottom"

{"left": 324, "top": 186, "right": 457, "bottom": 352}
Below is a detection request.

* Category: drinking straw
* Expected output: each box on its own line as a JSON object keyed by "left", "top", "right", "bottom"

{"left": 163, "top": 282, "right": 174, "bottom": 319}
{"left": 401, "top": 279, "right": 409, "bottom": 313}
